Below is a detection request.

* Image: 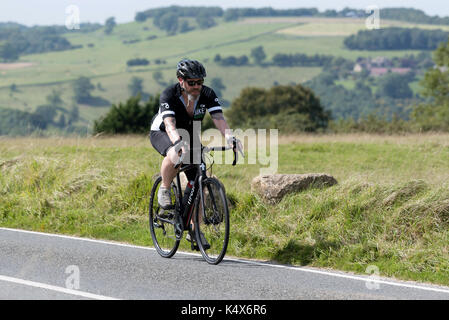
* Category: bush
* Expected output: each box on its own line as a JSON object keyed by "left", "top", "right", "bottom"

{"left": 410, "top": 103, "right": 449, "bottom": 132}
{"left": 93, "top": 95, "right": 159, "bottom": 134}
{"left": 127, "top": 58, "right": 150, "bottom": 67}
{"left": 217, "top": 55, "right": 249, "bottom": 66}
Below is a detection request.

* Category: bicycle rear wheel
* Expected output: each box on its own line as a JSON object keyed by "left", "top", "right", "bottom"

{"left": 149, "top": 176, "right": 180, "bottom": 258}
{"left": 194, "top": 177, "right": 230, "bottom": 265}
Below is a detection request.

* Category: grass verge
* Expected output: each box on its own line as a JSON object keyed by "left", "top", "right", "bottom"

{"left": 0, "top": 134, "right": 448, "bottom": 285}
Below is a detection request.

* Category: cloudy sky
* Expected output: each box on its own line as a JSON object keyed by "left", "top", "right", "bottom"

{"left": 0, "top": 0, "right": 447, "bottom": 26}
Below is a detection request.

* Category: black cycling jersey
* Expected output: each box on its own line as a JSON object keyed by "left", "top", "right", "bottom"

{"left": 150, "top": 83, "right": 223, "bottom": 133}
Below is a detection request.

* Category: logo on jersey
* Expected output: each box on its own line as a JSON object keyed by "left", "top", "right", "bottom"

{"left": 193, "top": 104, "right": 206, "bottom": 119}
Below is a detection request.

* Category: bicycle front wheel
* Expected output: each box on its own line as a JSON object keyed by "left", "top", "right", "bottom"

{"left": 194, "top": 177, "right": 230, "bottom": 265}
{"left": 149, "top": 176, "right": 180, "bottom": 258}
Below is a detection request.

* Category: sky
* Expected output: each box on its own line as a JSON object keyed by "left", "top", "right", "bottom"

{"left": 0, "top": 0, "right": 448, "bottom": 26}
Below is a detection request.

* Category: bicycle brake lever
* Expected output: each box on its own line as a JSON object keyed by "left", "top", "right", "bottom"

{"left": 173, "top": 141, "right": 187, "bottom": 169}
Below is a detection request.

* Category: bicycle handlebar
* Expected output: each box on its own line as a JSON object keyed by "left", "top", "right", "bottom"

{"left": 174, "top": 142, "right": 240, "bottom": 168}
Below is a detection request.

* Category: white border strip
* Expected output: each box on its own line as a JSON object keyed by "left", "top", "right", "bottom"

{"left": 2, "top": 227, "right": 449, "bottom": 296}
{"left": 0, "top": 275, "right": 119, "bottom": 300}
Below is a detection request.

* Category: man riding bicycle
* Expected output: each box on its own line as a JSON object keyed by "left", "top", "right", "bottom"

{"left": 149, "top": 59, "right": 242, "bottom": 247}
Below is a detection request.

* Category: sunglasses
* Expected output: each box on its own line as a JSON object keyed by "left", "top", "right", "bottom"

{"left": 186, "top": 79, "right": 204, "bottom": 86}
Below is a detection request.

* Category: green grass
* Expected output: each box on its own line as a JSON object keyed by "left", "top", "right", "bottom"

{"left": 1, "top": 134, "right": 449, "bottom": 285}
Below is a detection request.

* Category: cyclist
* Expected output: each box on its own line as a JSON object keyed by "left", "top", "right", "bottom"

{"left": 149, "top": 59, "right": 242, "bottom": 246}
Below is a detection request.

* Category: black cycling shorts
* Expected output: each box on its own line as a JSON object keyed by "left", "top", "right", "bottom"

{"left": 149, "top": 130, "right": 198, "bottom": 182}
{"left": 150, "top": 130, "right": 174, "bottom": 157}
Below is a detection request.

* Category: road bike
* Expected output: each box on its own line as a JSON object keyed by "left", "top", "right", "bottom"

{"left": 149, "top": 142, "right": 237, "bottom": 265}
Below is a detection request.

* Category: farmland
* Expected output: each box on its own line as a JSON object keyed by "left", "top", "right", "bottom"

{"left": 1, "top": 16, "right": 444, "bottom": 123}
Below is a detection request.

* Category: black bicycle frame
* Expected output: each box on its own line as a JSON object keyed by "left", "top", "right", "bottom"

{"left": 173, "top": 143, "right": 237, "bottom": 230}
{"left": 176, "top": 161, "right": 207, "bottom": 229}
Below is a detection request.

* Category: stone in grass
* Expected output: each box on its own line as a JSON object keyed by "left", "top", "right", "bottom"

{"left": 251, "top": 173, "right": 338, "bottom": 204}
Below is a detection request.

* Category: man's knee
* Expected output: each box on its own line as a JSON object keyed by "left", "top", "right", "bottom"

{"left": 166, "top": 146, "right": 179, "bottom": 165}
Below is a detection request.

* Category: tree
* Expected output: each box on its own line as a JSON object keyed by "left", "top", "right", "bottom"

{"left": 196, "top": 13, "right": 216, "bottom": 29}
{"left": 420, "top": 39, "right": 449, "bottom": 105}
{"left": 251, "top": 46, "right": 266, "bottom": 65}
{"left": 57, "top": 114, "right": 66, "bottom": 128}
{"left": 223, "top": 9, "right": 240, "bottom": 21}
{"left": 33, "top": 105, "right": 57, "bottom": 125}
{"left": 210, "top": 78, "right": 226, "bottom": 98}
{"left": 0, "top": 108, "right": 46, "bottom": 135}
{"left": 179, "top": 20, "right": 194, "bottom": 33}
{"left": 153, "top": 71, "right": 166, "bottom": 86}
{"left": 344, "top": 28, "right": 449, "bottom": 51}
{"left": 104, "top": 17, "right": 116, "bottom": 35}
{"left": 156, "top": 12, "right": 179, "bottom": 35}
{"left": 73, "top": 76, "right": 95, "bottom": 103}
{"left": 135, "top": 12, "right": 147, "bottom": 22}
{"left": 10, "top": 84, "right": 18, "bottom": 93}
{"left": 128, "top": 77, "right": 144, "bottom": 97}
{"left": 0, "top": 42, "right": 19, "bottom": 61}
{"left": 228, "top": 84, "right": 329, "bottom": 132}
{"left": 46, "top": 89, "right": 63, "bottom": 107}
{"left": 68, "top": 105, "right": 80, "bottom": 124}
{"left": 411, "top": 37, "right": 449, "bottom": 131}
{"left": 377, "top": 73, "right": 413, "bottom": 99}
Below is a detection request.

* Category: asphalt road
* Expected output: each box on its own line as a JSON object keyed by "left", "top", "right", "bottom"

{"left": 1, "top": 227, "right": 449, "bottom": 300}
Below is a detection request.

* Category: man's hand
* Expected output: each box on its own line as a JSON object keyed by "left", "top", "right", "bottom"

{"left": 168, "top": 140, "right": 188, "bottom": 167}
{"left": 174, "top": 139, "right": 189, "bottom": 157}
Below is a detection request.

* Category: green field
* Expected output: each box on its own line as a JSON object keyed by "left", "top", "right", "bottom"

{"left": 0, "top": 16, "right": 442, "bottom": 123}
{"left": 1, "top": 134, "right": 449, "bottom": 285}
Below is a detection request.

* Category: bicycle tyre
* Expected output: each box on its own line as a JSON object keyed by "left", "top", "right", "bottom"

{"left": 149, "top": 176, "right": 180, "bottom": 258}
{"left": 194, "top": 177, "right": 230, "bottom": 265}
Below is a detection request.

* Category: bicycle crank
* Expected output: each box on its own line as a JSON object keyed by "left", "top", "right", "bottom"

{"left": 174, "top": 213, "right": 184, "bottom": 240}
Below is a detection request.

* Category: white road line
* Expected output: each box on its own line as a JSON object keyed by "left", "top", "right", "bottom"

{"left": 0, "top": 275, "right": 119, "bottom": 300}
{"left": 2, "top": 227, "right": 449, "bottom": 296}
{"left": 223, "top": 257, "right": 449, "bottom": 295}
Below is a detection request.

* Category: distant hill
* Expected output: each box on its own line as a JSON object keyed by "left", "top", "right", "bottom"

{"left": 0, "top": 6, "right": 447, "bottom": 135}
{"left": 135, "top": 6, "right": 449, "bottom": 25}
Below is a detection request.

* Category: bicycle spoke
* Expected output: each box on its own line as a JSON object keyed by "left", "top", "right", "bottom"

{"left": 149, "top": 176, "right": 180, "bottom": 258}
{"left": 195, "top": 178, "right": 230, "bottom": 265}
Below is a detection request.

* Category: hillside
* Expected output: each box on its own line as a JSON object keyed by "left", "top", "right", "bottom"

{"left": 0, "top": 12, "right": 448, "bottom": 131}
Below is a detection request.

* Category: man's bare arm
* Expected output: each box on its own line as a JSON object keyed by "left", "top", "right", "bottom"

{"left": 211, "top": 112, "right": 229, "bottom": 136}
{"left": 164, "top": 117, "right": 181, "bottom": 143}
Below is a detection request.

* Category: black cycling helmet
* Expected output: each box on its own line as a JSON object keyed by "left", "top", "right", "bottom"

{"left": 176, "top": 59, "right": 206, "bottom": 79}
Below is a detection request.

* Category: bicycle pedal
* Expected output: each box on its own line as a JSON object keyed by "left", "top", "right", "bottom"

{"left": 160, "top": 204, "right": 175, "bottom": 210}
{"left": 191, "top": 242, "right": 200, "bottom": 251}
